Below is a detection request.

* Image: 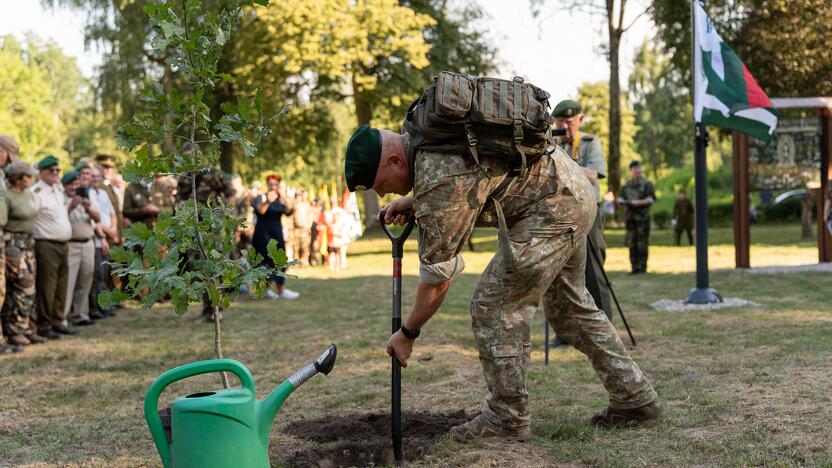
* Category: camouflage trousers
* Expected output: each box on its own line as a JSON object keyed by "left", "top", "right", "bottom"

{"left": 625, "top": 219, "right": 650, "bottom": 273}
{"left": 2, "top": 232, "right": 35, "bottom": 337}
{"left": 0, "top": 233, "right": 5, "bottom": 333}
{"left": 472, "top": 192, "right": 657, "bottom": 429}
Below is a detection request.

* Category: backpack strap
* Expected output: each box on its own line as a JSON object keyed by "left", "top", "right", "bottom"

{"left": 512, "top": 76, "right": 527, "bottom": 177}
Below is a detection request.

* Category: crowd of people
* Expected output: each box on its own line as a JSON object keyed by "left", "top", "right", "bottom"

{"left": 0, "top": 134, "right": 362, "bottom": 354}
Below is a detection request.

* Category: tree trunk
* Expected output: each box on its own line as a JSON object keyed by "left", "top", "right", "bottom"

{"left": 607, "top": 23, "right": 622, "bottom": 195}
{"left": 162, "top": 65, "right": 177, "bottom": 154}
{"left": 352, "top": 73, "right": 380, "bottom": 229}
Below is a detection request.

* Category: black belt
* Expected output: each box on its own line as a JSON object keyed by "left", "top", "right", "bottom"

{"left": 70, "top": 239, "right": 93, "bottom": 243}
{"left": 35, "top": 239, "right": 68, "bottom": 245}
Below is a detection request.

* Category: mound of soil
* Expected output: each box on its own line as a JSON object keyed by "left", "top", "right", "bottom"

{"left": 282, "top": 411, "right": 470, "bottom": 467}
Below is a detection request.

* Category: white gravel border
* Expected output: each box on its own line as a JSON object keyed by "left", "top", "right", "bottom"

{"left": 650, "top": 297, "right": 762, "bottom": 312}
{"left": 747, "top": 263, "right": 832, "bottom": 275}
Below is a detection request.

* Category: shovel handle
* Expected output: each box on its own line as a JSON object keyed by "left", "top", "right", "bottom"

{"left": 379, "top": 208, "right": 416, "bottom": 258}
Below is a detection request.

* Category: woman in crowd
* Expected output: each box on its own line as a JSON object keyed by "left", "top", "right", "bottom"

{"left": 251, "top": 175, "right": 299, "bottom": 300}
{"left": 1, "top": 162, "right": 45, "bottom": 347}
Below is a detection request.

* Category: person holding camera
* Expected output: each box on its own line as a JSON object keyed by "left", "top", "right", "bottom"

{"left": 62, "top": 170, "right": 100, "bottom": 327}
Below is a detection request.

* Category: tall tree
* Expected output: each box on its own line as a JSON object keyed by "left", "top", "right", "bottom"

{"left": 236, "top": 0, "right": 434, "bottom": 227}
{"left": 575, "top": 80, "right": 638, "bottom": 188}
{"left": 628, "top": 41, "right": 692, "bottom": 177}
{"left": 532, "top": 0, "right": 652, "bottom": 194}
{"left": 0, "top": 34, "right": 102, "bottom": 162}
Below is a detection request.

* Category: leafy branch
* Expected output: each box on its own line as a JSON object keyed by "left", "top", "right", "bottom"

{"left": 101, "top": 0, "right": 282, "bottom": 387}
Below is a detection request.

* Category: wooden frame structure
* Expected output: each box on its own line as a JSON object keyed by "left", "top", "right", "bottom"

{"left": 732, "top": 97, "right": 832, "bottom": 267}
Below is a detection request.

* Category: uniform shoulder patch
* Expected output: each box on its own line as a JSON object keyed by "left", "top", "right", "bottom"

{"left": 581, "top": 134, "right": 595, "bottom": 141}
{"left": 33, "top": 187, "right": 42, "bottom": 193}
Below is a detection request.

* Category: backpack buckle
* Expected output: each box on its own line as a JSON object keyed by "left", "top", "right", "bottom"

{"left": 465, "top": 125, "right": 478, "bottom": 146}
{"left": 512, "top": 120, "right": 523, "bottom": 144}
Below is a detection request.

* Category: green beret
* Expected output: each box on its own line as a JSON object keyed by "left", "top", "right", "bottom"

{"left": 344, "top": 124, "right": 381, "bottom": 192}
{"left": 74, "top": 161, "right": 91, "bottom": 172}
{"left": 37, "top": 155, "right": 60, "bottom": 170}
{"left": 629, "top": 160, "right": 642, "bottom": 169}
{"left": 552, "top": 99, "right": 582, "bottom": 118}
{"left": 61, "top": 171, "right": 79, "bottom": 185}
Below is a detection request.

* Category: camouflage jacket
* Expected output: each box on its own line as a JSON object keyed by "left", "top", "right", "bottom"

{"left": 411, "top": 140, "right": 594, "bottom": 284}
{"left": 620, "top": 177, "right": 655, "bottom": 222}
{"left": 177, "top": 168, "right": 235, "bottom": 206}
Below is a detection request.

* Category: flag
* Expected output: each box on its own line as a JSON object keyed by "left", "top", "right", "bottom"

{"left": 693, "top": 1, "right": 778, "bottom": 141}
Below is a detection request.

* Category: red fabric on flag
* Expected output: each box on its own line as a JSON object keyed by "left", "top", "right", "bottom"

{"left": 742, "top": 64, "right": 773, "bottom": 108}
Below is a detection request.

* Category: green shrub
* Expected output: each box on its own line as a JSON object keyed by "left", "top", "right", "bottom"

{"left": 653, "top": 210, "right": 671, "bottom": 229}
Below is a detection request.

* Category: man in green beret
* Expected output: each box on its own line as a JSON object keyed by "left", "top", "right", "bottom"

{"left": 551, "top": 99, "right": 612, "bottom": 338}
{"left": 31, "top": 156, "right": 76, "bottom": 338}
{"left": 617, "top": 160, "right": 655, "bottom": 273}
{"left": 344, "top": 122, "right": 661, "bottom": 441}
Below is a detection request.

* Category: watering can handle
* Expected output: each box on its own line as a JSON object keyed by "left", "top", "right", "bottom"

{"left": 144, "top": 359, "right": 256, "bottom": 468}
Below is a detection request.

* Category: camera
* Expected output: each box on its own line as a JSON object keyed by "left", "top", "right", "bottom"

{"left": 76, "top": 187, "right": 90, "bottom": 199}
{"left": 551, "top": 128, "right": 567, "bottom": 137}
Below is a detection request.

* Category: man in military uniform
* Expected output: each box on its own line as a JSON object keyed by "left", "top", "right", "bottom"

{"left": 122, "top": 179, "right": 161, "bottom": 227}
{"left": 552, "top": 99, "right": 612, "bottom": 325}
{"left": 618, "top": 161, "right": 655, "bottom": 274}
{"left": 176, "top": 143, "right": 236, "bottom": 321}
{"left": 0, "top": 136, "right": 17, "bottom": 353}
{"left": 344, "top": 125, "right": 661, "bottom": 441}
{"left": 672, "top": 188, "right": 694, "bottom": 246}
{"left": 31, "top": 155, "right": 77, "bottom": 339}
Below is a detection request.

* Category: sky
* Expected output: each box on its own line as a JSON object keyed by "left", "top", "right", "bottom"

{"left": 1, "top": 0, "right": 655, "bottom": 103}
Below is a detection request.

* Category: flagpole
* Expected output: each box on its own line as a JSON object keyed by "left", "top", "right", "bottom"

{"left": 687, "top": 0, "right": 722, "bottom": 304}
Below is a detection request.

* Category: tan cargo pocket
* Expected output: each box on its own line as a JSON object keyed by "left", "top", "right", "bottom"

{"left": 491, "top": 342, "right": 523, "bottom": 358}
{"left": 435, "top": 71, "right": 473, "bottom": 119}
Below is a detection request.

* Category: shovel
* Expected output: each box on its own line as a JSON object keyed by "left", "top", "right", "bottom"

{"left": 379, "top": 208, "right": 415, "bottom": 466}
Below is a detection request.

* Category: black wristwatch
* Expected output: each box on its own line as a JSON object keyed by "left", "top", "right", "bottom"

{"left": 400, "top": 325, "right": 420, "bottom": 340}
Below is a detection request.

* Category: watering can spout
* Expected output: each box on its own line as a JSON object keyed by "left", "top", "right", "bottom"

{"left": 259, "top": 344, "right": 338, "bottom": 432}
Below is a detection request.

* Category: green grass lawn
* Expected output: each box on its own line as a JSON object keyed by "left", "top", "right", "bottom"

{"left": 1, "top": 224, "right": 830, "bottom": 467}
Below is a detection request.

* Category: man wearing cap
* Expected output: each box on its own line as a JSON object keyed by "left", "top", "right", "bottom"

{"left": 344, "top": 124, "right": 661, "bottom": 441}
{"left": 617, "top": 160, "right": 655, "bottom": 274}
{"left": 62, "top": 169, "right": 101, "bottom": 326}
{"left": 96, "top": 154, "right": 123, "bottom": 243}
{"left": 552, "top": 99, "right": 613, "bottom": 329}
{"left": 31, "top": 156, "right": 76, "bottom": 338}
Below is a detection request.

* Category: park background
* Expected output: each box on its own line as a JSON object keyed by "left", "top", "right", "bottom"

{"left": 1, "top": 0, "right": 831, "bottom": 466}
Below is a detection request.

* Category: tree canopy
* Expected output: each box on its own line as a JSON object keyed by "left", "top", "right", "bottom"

{"left": 0, "top": 34, "right": 106, "bottom": 164}
{"left": 651, "top": 0, "right": 832, "bottom": 97}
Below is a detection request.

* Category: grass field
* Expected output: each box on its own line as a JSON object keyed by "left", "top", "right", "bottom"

{"left": 1, "top": 224, "right": 830, "bottom": 467}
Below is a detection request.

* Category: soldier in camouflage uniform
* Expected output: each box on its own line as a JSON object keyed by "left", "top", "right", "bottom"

{"left": 345, "top": 125, "right": 661, "bottom": 441}
{"left": 617, "top": 161, "right": 655, "bottom": 274}
{"left": 176, "top": 144, "right": 236, "bottom": 321}
{"left": 2, "top": 162, "right": 41, "bottom": 346}
{"left": 552, "top": 99, "right": 612, "bottom": 325}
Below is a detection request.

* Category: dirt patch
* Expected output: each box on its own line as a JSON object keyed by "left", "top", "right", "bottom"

{"left": 282, "top": 411, "right": 470, "bottom": 467}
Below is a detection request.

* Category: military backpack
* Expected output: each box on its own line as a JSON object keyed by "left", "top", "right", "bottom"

{"left": 403, "top": 71, "right": 555, "bottom": 175}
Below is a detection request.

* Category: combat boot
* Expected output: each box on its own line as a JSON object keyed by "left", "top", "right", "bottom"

{"left": 8, "top": 334, "right": 31, "bottom": 346}
{"left": 449, "top": 414, "right": 532, "bottom": 442}
{"left": 24, "top": 333, "right": 47, "bottom": 345}
{"left": 590, "top": 399, "right": 663, "bottom": 428}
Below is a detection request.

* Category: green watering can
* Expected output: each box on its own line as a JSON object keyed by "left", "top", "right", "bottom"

{"left": 144, "top": 344, "right": 337, "bottom": 468}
